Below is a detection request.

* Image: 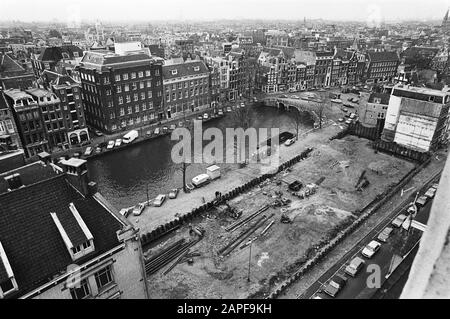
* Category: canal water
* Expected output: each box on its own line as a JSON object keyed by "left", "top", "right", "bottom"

{"left": 87, "top": 104, "right": 314, "bottom": 209}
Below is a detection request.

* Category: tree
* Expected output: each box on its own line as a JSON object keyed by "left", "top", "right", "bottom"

{"left": 178, "top": 160, "right": 191, "bottom": 193}
{"left": 48, "top": 29, "right": 62, "bottom": 39}
{"left": 314, "top": 92, "right": 330, "bottom": 129}
{"left": 231, "top": 106, "right": 254, "bottom": 163}
{"left": 287, "top": 107, "right": 304, "bottom": 139}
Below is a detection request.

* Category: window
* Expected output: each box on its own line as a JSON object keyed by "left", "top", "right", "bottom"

{"left": 123, "top": 73, "right": 128, "bottom": 80}
{"left": 120, "top": 108, "right": 125, "bottom": 116}
{"left": 147, "top": 80, "right": 152, "bottom": 88}
{"left": 156, "top": 80, "right": 161, "bottom": 86}
{"left": 132, "top": 82, "right": 137, "bottom": 90}
{"left": 155, "top": 69, "right": 160, "bottom": 76}
{"left": 70, "top": 279, "right": 91, "bottom": 299}
{"left": 131, "top": 72, "right": 136, "bottom": 79}
{"left": 171, "top": 69, "right": 178, "bottom": 75}
{"left": 149, "top": 101, "right": 153, "bottom": 109}
{"left": 126, "top": 95, "right": 131, "bottom": 103}
{"left": 138, "top": 71, "right": 144, "bottom": 78}
{"left": 115, "top": 75, "right": 121, "bottom": 82}
{"left": 134, "top": 93, "right": 139, "bottom": 102}
{"left": 135, "top": 105, "right": 139, "bottom": 113}
{"left": 118, "top": 97, "right": 123, "bottom": 105}
{"left": 145, "top": 70, "right": 151, "bottom": 77}
{"left": 128, "top": 106, "right": 132, "bottom": 114}
{"left": 148, "top": 91, "right": 152, "bottom": 98}
{"left": 106, "top": 89, "right": 111, "bottom": 96}
{"left": 140, "top": 81, "right": 145, "bottom": 89}
{"left": 117, "top": 86, "right": 122, "bottom": 93}
{"left": 124, "top": 84, "right": 129, "bottom": 92}
{"left": 157, "top": 91, "right": 162, "bottom": 97}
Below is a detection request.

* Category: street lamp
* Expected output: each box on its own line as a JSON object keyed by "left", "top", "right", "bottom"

{"left": 247, "top": 239, "right": 253, "bottom": 282}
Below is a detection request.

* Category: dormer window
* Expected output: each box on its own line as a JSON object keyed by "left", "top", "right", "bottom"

{"left": 51, "top": 202, "right": 95, "bottom": 262}
{"left": 171, "top": 69, "right": 178, "bottom": 75}
{"left": 194, "top": 66, "right": 200, "bottom": 71}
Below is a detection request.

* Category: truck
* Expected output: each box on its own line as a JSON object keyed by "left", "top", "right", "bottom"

{"left": 123, "top": 130, "right": 139, "bottom": 144}
{"left": 206, "top": 165, "right": 221, "bottom": 180}
{"left": 192, "top": 174, "right": 211, "bottom": 188}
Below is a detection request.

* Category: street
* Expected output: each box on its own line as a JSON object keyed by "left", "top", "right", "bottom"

{"left": 300, "top": 174, "right": 439, "bottom": 299}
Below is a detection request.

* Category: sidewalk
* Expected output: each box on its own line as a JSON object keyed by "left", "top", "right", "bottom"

{"left": 45, "top": 98, "right": 254, "bottom": 160}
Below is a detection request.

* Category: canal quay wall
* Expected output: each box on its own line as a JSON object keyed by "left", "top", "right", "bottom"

{"left": 136, "top": 122, "right": 341, "bottom": 245}
{"left": 140, "top": 147, "right": 315, "bottom": 247}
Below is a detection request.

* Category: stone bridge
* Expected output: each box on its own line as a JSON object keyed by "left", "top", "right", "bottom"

{"left": 263, "top": 97, "right": 321, "bottom": 123}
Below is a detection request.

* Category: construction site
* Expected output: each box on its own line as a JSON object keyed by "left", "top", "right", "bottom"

{"left": 144, "top": 135, "right": 416, "bottom": 299}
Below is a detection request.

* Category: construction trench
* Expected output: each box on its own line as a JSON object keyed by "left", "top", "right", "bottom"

{"left": 143, "top": 135, "right": 416, "bottom": 299}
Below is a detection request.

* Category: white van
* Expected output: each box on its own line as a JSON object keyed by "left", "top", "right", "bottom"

{"left": 206, "top": 165, "right": 221, "bottom": 180}
{"left": 192, "top": 174, "right": 211, "bottom": 188}
{"left": 123, "top": 130, "right": 138, "bottom": 144}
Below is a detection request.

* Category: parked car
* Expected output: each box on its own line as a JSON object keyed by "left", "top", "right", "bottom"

{"left": 95, "top": 147, "right": 102, "bottom": 153}
{"left": 338, "top": 118, "right": 344, "bottom": 122}
{"left": 218, "top": 109, "right": 224, "bottom": 116}
{"left": 107, "top": 140, "right": 115, "bottom": 149}
{"left": 169, "top": 124, "right": 176, "bottom": 131}
{"left": 291, "top": 95, "right": 300, "bottom": 99}
{"left": 146, "top": 130, "right": 153, "bottom": 137}
{"left": 154, "top": 127, "right": 160, "bottom": 135}
{"left": 240, "top": 102, "right": 245, "bottom": 107}
{"left": 324, "top": 274, "right": 347, "bottom": 297}
{"left": 377, "top": 227, "right": 394, "bottom": 242}
{"left": 279, "top": 94, "right": 288, "bottom": 98}
{"left": 185, "top": 183, "right": 195, "bottom": 191}
{"left": 284, "top": 138, "right": 295, "bottom": 146}
{"left": 119, "top": 208, "right": 131, "bottom": 218}
{"left": 94, "top": 129, "right": 103, "bottom": 137}
{"left": 203, "top": 113, "right": 209, "bottom": 120}
{"left": 392, "top": 214, "right": 408, "bottom": 228}
{"left": 132, "top": 203, "right": 145, "bottom": 216}
{"left": 162, "top": 126, "right": 169, "bottom": 134}
{"left": 226, "top": 106, "right": 232, "bottom": 113}
{"left": 123, "top": 130, "right": 138, "bottom": 144}
{"left": 153, "top": 194, "right": 167, "bottom": 207}
{"left": 168, "top": 188, "right": 179, "bottom": 199}
{"left": 416, "top": 195, "right": 428, "bottom": 207}
{"left": 345, "top": 119, "right": 352, "bottom": 125}
{"left": 342, "top": 108, "right": 348, "bottom": 112}
{"left": 115, "top": 139, "right": 122, "bottom": 147}
{"left": 197, "top": 115, "right": 203, "bottom": 120}
{"left": 362, "top": 240, "right": 381, "bottom": 258}
{"left": 84, "top": 146, "right": 93, "bottom": 156}
{"left": 345, "top": 256, "right": 365, "bottom": 277}
{"left": 424, "top": 187, "right": 436, "bottom": 199}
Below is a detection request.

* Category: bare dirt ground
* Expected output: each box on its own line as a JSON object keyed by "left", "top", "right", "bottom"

{"left": 146, "top": 135, "right": 415, "bottom": 299}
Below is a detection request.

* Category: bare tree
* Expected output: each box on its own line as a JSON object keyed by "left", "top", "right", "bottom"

{"left": 315, "top": 92, "right": 330, "bottom": 129}
{"left": 177, "top": 157, "right": 191, "bottom": 193}
{"left": 232, "top": 105, "right": 254, "bottom": 163}
{"left": 287, "top": 107, "right": 304, "bottom": 139}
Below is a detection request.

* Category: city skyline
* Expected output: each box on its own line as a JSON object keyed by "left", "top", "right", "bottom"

{"left": 1, "top": 0, "right": 450, "bottom": 23}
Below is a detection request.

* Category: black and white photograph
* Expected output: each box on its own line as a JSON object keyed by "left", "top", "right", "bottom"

{"left": 1, "top": 0, "right": 450, "bottom": 306}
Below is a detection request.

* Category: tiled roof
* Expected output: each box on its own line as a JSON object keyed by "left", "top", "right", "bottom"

{"left": 0, "top": 91, "right": 9, "bottom": 110}
{"left": 162, "top": 60, "right": 209, "bottom": 81}
{"left": 80, "top": 51, "right": 155, "bottom": 71}
{"left": 0, "top": 54, "right": 25, "bottom": 74}
{"left": 368, "top": 92, "right": 390, "bottom": 105}
{"left": 367, "top": 51, "right": 399, "bottom": 62}
{"left": 37, "top": 45, "right": 84, "bottom": 62}
{"left": 0, "top": 162, "right": 58, "bottom": 194}
{"left": 0, "top": 171, "right": 125, "bottom": 298}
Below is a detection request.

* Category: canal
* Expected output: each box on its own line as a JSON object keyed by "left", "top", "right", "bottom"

{"left": 87, "top": 104, "right": 314, "bottom": 209}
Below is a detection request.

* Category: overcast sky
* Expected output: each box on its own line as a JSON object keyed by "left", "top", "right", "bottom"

{"left": 1, "top": 0, "right": 449, "bottom": 22}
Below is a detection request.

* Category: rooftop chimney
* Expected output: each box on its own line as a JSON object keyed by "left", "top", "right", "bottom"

{"left": 59, "top": 158, "right": 90, "bottom": 196}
